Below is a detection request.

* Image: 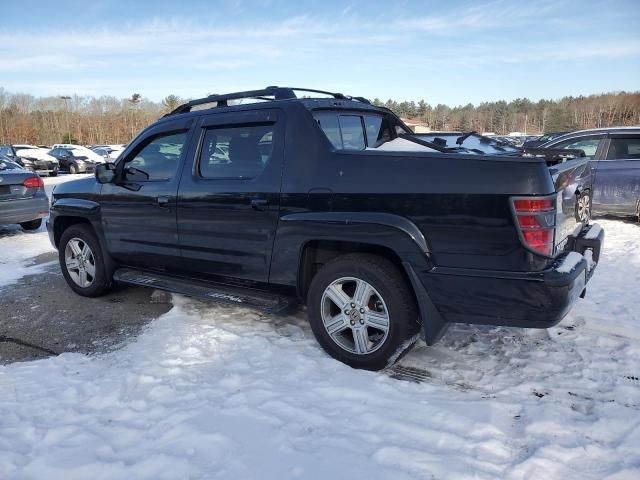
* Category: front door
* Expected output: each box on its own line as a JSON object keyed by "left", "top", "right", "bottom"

{"left": 176, "top": 109, "right": 284, "bottom": 286}
{"left": 100, "top": 120, "right": 194, "bottom": 271}
{"left": 593, "top": 134, "right": 640, "bottom": 215}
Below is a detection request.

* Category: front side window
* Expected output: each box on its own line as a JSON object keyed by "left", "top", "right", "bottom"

{"left": 555, "top": 136, "right": 603, "bottom": 157}
{"left": 199, "top": 124, "right": 274, "bottom": 179}
{"left": 125, "top": 130, "right": 187, "bottom": 181}
{"left": 606, "top": 137, "right": 640, "bottom": 160}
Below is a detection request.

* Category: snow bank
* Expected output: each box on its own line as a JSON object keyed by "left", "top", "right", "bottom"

{"left": 0, "top": 227, "right": 54, "bottom": 288}
{"left": 0, "top": 220, "right": 638, "bottom": 479}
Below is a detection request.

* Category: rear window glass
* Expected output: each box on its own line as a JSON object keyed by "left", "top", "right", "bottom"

{"left": 338, "top": 116, "right": 365, "bottom": 150}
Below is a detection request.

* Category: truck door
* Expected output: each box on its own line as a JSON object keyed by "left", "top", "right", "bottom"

{"left": 593, "top": 134, "right": 640, "bottom": 215}
{"left": 176, "top": 109, "right": 284, "bottom": 285}
{"left": 99, "top": 119, "right": 194, "bottom": 271}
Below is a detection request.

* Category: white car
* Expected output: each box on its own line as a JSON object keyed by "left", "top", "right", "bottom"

{"left": 52, "top": 144, "right": 106, "bottom": 163}
{"left": 13, "top": 145, "right": 60, "bottom": 175}
{"left": 92, "top": 145, "right": 125, "bottom": 161}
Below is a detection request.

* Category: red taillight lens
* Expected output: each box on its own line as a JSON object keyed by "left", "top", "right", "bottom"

{"left": 513, "top": 198, "right": 554, "bottom": 212}
{"left": 511, "top": 196, "right": 556, "bottom": 256}
{"left": 23, "top": 176, "right": 44, "bottom": 189}
{"left": 522, "top": 229, "right": 553, "bottom": 255}
{"left": 517, "top": 215, "right": 541, "bottom": 229}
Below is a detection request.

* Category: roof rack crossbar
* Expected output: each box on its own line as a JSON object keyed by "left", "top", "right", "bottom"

{"left": 165, "top": 86, "right": 371, "bottom": 117}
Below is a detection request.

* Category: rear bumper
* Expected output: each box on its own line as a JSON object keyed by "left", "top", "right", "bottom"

{"left": 0, "top": 190, "right": 50, "bottom": 225}
{"left": 418, "top": 223, "right": 604, "bottom": 330}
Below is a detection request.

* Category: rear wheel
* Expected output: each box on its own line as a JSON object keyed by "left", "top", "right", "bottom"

{"left": 307, "top": 253, "right": 420, "bottom": 371}
{"left": 19, "top": 218, "right": 42, "bottom": 231}
{"left": 59, "top": 224, "right": 112, "bottom": 297}
{"left": 575, "top": 191, "right": 591, "bottom": 222}
{"left": 50, "top": 168, "right": 58, "bottom": 177}
{"left": 69, "top": 163, "right": 78, "bottom": 175}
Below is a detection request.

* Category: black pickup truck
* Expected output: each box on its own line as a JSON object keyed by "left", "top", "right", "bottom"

{"left": 48, "top": 87, "right": 604, "bottom": 370}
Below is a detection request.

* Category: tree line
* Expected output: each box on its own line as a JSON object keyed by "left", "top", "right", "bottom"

{"left": 0, "top": 87, "right": 638, "bottom": 146}
{"left": 372, "top": 91, "right": 640, "bottom": 134}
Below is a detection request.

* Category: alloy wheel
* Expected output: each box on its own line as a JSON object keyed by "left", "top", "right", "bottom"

{"left": 64, "top": 237, "right": 96, "bottom": 288}
{"left": 320, "top": 276, "right": 390, "bottom": 355}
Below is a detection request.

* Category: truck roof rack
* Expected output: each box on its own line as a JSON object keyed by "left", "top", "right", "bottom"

{"left": 165, "top": 86, "right": 370, "bottom": 117}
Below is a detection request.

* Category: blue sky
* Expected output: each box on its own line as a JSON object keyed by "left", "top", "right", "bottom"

{"left": 1, "top": 0, "right": 639, "bottom": 105}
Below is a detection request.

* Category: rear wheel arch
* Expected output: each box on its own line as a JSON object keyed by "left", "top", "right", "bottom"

{"left": 297, "top": 239, "right": 418, "bottom": 306}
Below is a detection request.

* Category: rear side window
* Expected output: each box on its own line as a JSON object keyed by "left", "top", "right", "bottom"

{"left": 606, "top": 137, "right": 640, "bottom": 159}
{"left": 199, "top": 124, "right": 274, "bottom": 179}
{"left": 554, "top": 136, "right": 603, "bottom": 157}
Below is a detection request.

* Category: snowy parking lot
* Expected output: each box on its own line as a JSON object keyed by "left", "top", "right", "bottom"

{"left": 1, "top": 176, "right": 639, "bottom": 479}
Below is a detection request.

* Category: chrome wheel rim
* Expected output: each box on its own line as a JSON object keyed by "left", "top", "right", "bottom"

{"left": 64, "top": 237, "right": 96, "bottom": 288}
{"left": 578, "top": 195, "right": 591, "bottom": 222}
{"left": 321, "top": 277, "right": 390, "bottom": 355}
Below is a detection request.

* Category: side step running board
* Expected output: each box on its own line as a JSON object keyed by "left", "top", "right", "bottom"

{"left": 113, "top": 268, "right": 298, "bottom": 314}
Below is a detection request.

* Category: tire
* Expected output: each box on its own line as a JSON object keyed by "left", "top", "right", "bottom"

{"left": 50, "top": 168, "right": 58, "bottom": 177}
{"left": 307, "top": 253, "right": 420, "bottom": 371}
{"left": 69, "top": 163, "right": 78, "bottom": 175}
{"left": 19, "top": 218, "right": 42, "bottom": 231}
{"left": 59, "top": 224, "right": 112, "bottom": 297}
{"left": 575, "top": 191, "right": 591, "bottom": 222}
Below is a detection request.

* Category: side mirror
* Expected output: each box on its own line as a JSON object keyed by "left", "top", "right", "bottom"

{"left": 95, "top": 162, "right": 116, "bottom": 184}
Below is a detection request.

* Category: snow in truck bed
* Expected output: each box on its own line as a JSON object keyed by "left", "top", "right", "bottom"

{"left": 0, "top": 219, "right": 639, "bottom": 480}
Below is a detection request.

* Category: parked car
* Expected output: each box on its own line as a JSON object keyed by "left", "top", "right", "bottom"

{"left": 0, "top": 157, "right": 49, "bottom": 230}
{"left": 9, "top": 144, "right": 60, "bottom": 176}
{"left": 48, "top": 86, "right": 603, "bottom": 371}
{"left": 539, "top": 127, "right": 640, "bottom": 220}
{"left": 52, "top": 144, "right": 105, "bottom": 163}
{"left": 523, "top": 132, "right": 572, "bottom": 149}
{"left": 48, "top": 146, "right": 98, "bottom": 174}
{"left": 414, "top": 131, "right": 523, "bottom": 155}
{"left": 92, "top": 145, "right": 125, "bottom": 161}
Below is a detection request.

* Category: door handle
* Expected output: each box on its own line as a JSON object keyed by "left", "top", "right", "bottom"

{"left": 157, "top": 195, "right": 170, "bottom": 207}
{"left": 251, "top": 199, "right": 269, "bottom": 211}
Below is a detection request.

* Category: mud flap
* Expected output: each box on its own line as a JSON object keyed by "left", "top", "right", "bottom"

{"left": 402, "top": 262, "right": 448, "bottom": 345}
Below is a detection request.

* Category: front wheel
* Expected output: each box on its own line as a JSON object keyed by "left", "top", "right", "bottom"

{"left": 307, "top": 253, "right": 420, "bottom": 371}
{"left": 575, "top": 191, "right": 591, "bottom": 222}
{"left": 59, "top": 224, "right": 112, "bottom": 297}
{"left": 50, "top": 168, "right": 58, "bottom": 177}
{"left": 69, "top": 163, "right": 78, "bottom": 175}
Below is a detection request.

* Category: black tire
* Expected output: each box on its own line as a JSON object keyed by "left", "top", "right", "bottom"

{"left": 575, "top": 190, "right": 591, "bottom": 222}
{"left": 69, "top": 163, "right": 78, "bottom": 175}
{"left": 50, "top": 168, "right": 58, "bottom": 177}
{"left": 59, "top": 224, "right": 112, "bottom": 297}
{"left": 19, "top": 218, "right": 42, "bottom": 231}
{"left": 307, "top": 253, "right": 420, "bottom": 371}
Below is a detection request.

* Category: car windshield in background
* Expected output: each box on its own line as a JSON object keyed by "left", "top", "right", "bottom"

{"left": 415, "top": 132, "right": 521, "bottom": 155}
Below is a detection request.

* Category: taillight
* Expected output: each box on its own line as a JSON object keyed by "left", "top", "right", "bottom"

{"left": 23, "top": 176, "right": 44, "bottom": 189}
{"left": 511, "top": 196, "right": 556, "bottom": 256}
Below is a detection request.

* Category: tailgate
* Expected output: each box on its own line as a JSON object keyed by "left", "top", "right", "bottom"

{"left": 549, "top": 157, "right": 592, "bottom": 253}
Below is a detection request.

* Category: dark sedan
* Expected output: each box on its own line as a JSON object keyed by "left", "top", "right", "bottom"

{"left": 540, "top": 127, "right": 640, "bottom": 220}
{"left": 48, "top": 147, "right": 96, "bottom": 174}
{"left": 0, "top": 157, "right": 50, "bottom": 230}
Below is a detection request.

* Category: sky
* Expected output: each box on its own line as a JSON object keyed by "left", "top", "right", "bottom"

{"left": 0, "top": 0, "right": 639, "bottom": 106}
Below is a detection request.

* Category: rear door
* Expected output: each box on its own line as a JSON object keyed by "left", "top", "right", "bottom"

{"left": 593, "top": 134, "right": 640, "bottom": 215}
{"left": 176, "top": 109, "right": 284, "bottom": 285}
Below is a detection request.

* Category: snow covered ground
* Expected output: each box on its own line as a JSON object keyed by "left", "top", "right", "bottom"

{"left": 1, "top": 188, "right": 639, "bottom": 479}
